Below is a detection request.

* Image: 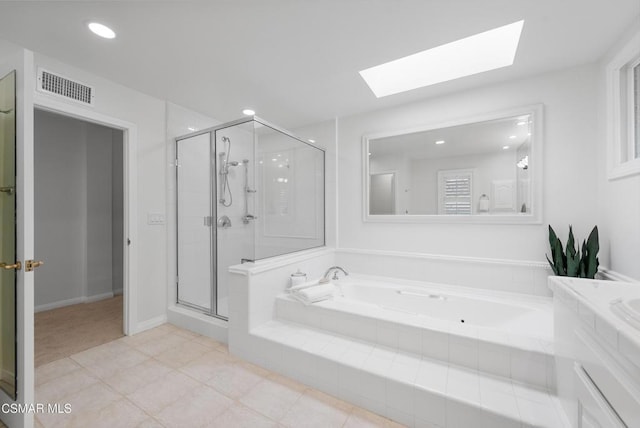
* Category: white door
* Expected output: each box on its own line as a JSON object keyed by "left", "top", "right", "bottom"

{"left": 0, "top": 49, "right": 36, "bottom": 428}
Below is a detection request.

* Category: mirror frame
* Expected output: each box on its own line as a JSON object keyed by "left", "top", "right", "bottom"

{"left": 362, "top": 104, "right": 544, "bottom": 224}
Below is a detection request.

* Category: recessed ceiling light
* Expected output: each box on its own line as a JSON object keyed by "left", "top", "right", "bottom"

{"left": 242, "top": 109, "right": 255, "bottom": 116}
{"left": 308, "top": 139, "right": 316, "bottom": 143}
{"left": 359, "top": 20, "right": 524, "bottom": 97}
{"left": 187, "top": 126, "right": 196, "bottom": 132}
{"left": 435, "top": 140, "right": 446, "bottom": 145}
{"left": 517, "top": 121, "right": 527, "bottom": 126}
{"left": 87, "top": 22, "right": 116, "bottom": 39}
{"left": 509, "top": 135, "right": 517, "bottom": 139}
{"left": 503, "top": 145, "right": 510, "bottom": 150}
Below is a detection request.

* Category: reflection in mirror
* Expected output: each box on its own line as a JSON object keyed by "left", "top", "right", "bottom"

{"left": 365, "top": 106, "right": 540, "bottom": 222}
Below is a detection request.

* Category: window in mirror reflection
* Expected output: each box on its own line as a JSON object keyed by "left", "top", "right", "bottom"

{"left": 368, "top": 114, "right": 532, "bottom": 215}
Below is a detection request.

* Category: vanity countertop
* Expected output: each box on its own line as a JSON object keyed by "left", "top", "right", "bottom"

{"left": 549, "top": 276, "right": 640, "bottom": 370}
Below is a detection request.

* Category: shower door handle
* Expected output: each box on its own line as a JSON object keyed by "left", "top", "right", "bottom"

{"left": 204, "top": 216, "right": 213, "bottom": 227}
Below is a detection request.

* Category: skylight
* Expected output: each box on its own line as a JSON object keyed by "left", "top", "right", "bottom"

{"left": 359, "top": 20, "right": 524, "bottom": 98}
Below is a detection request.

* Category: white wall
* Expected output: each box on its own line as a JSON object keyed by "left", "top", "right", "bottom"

{"left": 33, "top": 52, "right": 168, "bottom": 328}
{"left": 597, "top": 22, "right": 640, "bottom": 282}
{"left": 337, "top": 64, "right": 600, "bottom": 262}
{"left": 34, "top": 109, "right": 122, "bottom": 309}
{"left": 34, "top": 110, "right": 88, "bottom": 307}
{"left": 85, "top": 121, "right": 115, "bottom": 299}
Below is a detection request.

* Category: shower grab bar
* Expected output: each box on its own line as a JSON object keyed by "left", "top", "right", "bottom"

{"left": 242, "top": 160, "right": 257, "bottom": 224}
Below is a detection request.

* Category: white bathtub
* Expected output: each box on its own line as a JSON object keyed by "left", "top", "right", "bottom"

{"left": 277, "top": 274, "right": 555, "bottom": 390}
{"left": 329, "top": 277, "right": 553, "bottom": 339}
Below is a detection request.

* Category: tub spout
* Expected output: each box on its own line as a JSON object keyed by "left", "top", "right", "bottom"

{"left": 319, "top": 266, "right": 349, "bottom": 283}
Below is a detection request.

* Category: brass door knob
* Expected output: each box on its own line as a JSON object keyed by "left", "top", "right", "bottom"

{"left": 0, "top": 261, "right": 22, "bottom": 271}
{"left": 25, "top": 260, "right": 44, "bottom": 272}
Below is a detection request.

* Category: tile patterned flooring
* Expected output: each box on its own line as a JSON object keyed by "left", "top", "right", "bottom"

{"left": 34, "top": 324, "right": 404, "bottom": 427}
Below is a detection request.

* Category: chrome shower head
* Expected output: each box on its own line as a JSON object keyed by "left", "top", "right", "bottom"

{"left": 221, "top": 136, "right": 230, "bottom": 143}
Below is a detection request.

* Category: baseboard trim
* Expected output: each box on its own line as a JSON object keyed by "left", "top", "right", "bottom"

{"left": 336, "top": 247, "right": 549, "bottom": 269}
{"left": 35, "top": 292, "right": 117, "bottom": 313}
{"left": 84, "top": 292, "right": 114, "bottom": 303}
{"left": 35, "top": 297, "right": 84, "bottom": 313}
{"left": 133, "top": 315, "right": 168, "bottom": 334}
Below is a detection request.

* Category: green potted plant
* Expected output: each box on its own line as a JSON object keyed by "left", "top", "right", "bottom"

{"left": 546, "top": 225, "right": 599, "bottom": 279}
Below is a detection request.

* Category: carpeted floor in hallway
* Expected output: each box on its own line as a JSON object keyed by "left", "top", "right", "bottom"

{"left": 35, "top": 295, "right": 123, "bottom": 367}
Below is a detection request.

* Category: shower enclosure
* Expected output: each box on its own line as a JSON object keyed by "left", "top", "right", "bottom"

{"left": 175, "top": 117, "right": 325, "bottom": 319}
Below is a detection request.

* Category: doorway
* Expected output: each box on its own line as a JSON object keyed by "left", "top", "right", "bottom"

{"left": 33, "top": 109, "right": 125, "bottom": 366}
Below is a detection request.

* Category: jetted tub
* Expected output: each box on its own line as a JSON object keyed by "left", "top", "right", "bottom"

{"left": 328, "top": 276, "right": 554, "bottom": 340}
{"left": 277, "top": 274, "right": 556, "bottom": 391}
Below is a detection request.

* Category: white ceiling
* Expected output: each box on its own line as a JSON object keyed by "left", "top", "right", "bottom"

{"left": 0, "top": 1, "right": 637, "bottom": 129}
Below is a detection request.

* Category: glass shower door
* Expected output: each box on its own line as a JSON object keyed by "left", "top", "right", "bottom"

{"left": 176, "top": 133, "right": 214, "bottom": 313}
{"left": 214, "top": 123, "right": 256, "bottom": 319}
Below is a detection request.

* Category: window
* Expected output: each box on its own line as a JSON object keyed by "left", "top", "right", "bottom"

{"left": 438, "top": 169, "right": 473, "bottom": 215}
{"left": 632, "top": 61, "right": 640, "bottom": 159}
{"left": 607, "top": 30, "right": 640, "bottom": 179}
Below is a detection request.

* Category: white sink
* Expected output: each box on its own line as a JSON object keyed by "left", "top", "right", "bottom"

{"left": 611, "top": 298, "right": 640, "bottom": 331}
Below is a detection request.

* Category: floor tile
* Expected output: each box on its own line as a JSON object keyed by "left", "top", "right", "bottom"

{"left": 35, "top": 369, "right": 99, "bottom": 404}
{"left": 280, "top": 389, "right": 351, "bottom": 428}
{"left": 102, "top": 358, "right": 173, "bottom": 395}
{"left": 205, "top": 362, "right": 266, "bottom": 399}
{"left": 210, "top": 402, "right": 279, "bottom": 428}
{"left": 179, "top": 350, "right": 234, "bottom": 383}
{"left": 131, "top": 332, "right": 191, "bottom": 357}
{"left": 135, "top": 418, "right": 166, "bottom": 428}
{"left": 35, "top": 358, "right": 82, "bottom": 386}
{"left": 37, "top": 382, "right": 120, "bottom": 428}
{"left": 154, "top": 339, "right": 211, "bottom": 369}
{"left": 240, "top": 377, "right": 304, "bottom": 421}
{"left": 61, "top": 398, "right": 148, "bottom": 428}
{"left": 127, "top": 370, "right": 200, "bottom": 414}
{"left": 344, "top": 407, "right": 405, "bottom": 427}
{"left": 156, "top": 384, "right": 233, "bottom": 427}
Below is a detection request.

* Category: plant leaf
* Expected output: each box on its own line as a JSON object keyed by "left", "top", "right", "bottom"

{"left": 584, "top": 226, "right": 600, "bottom": 279}
{"left": 566, "top": 226, "right": 576, "bottom": 258}
{"left": 546, "top": 254, "right": 559, "bottom": 275}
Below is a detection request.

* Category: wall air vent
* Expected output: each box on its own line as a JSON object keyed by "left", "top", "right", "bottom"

{"left": 37, "top": 68, "right": 94, "bottom": 106}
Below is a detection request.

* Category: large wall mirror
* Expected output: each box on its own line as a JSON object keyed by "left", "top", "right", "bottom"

{"left": 363, "top": 105, "right": 543, "bottom": 224}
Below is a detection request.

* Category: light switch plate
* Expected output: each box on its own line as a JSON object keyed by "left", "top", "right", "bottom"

{"left": 147, "top": 213, "right": 166, "bottom": 225}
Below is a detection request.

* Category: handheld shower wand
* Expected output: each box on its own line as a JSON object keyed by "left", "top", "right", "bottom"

{"left": 218, "top": 136, "right": 240, "bottom": 207}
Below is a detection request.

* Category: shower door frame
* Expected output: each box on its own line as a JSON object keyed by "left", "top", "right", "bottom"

{"left": 175, "top": 116, "right": 326, "bottom": 321}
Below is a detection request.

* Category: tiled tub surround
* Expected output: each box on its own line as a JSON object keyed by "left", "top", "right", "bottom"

{"left": 551, "top": 277, "right": 640, "bottom": 427}
{"left": 228, "top": 253, "right": 569, "bottom": 428}
{"left": 252, "top": 320, "right": 566, "bottom": 428}
{"left": 276, "top": 275, "right": 556, "bottom": 391}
